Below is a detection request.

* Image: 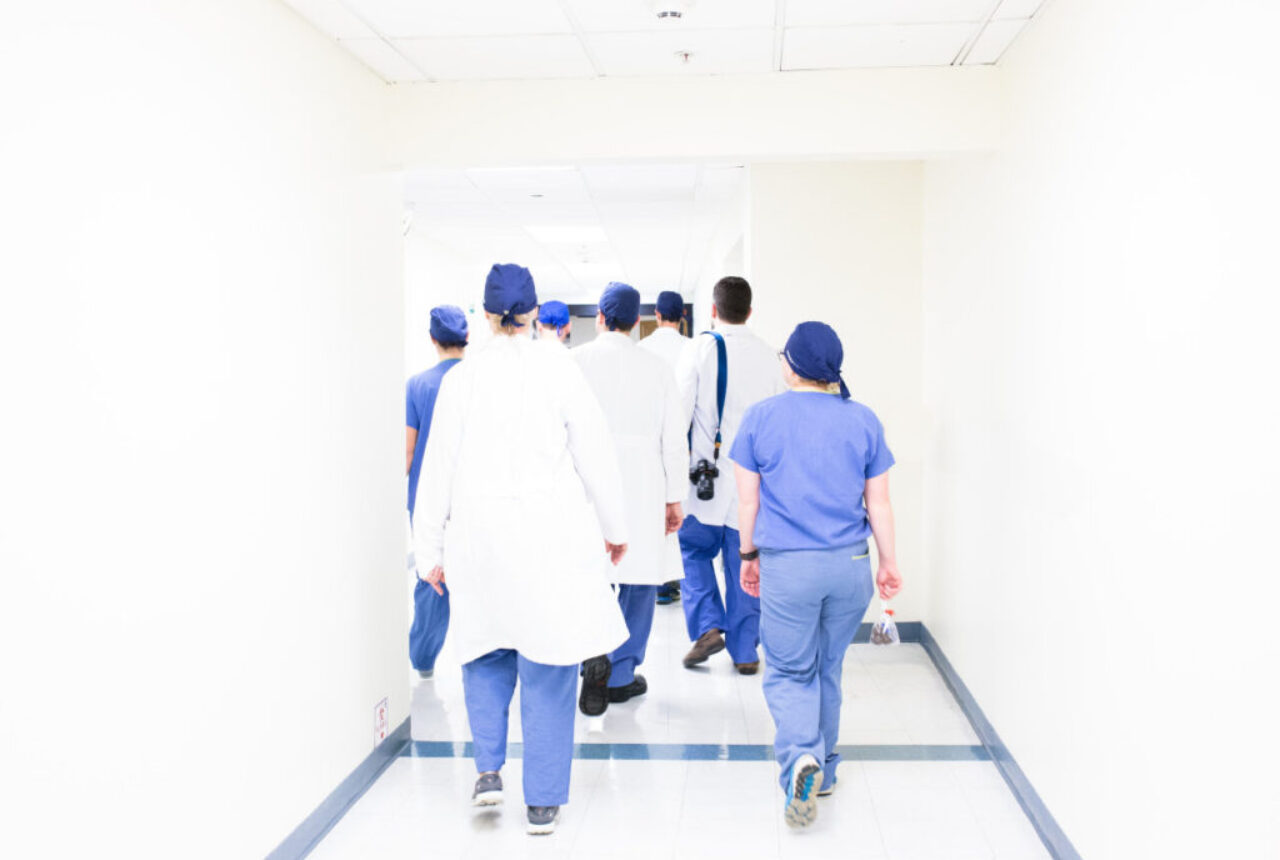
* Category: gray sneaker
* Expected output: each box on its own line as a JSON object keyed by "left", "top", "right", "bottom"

{"left": 472, "top": 771, "right": 503, "bottom": 807}
{"left": 526, "top": 805, "right": 559, "bottom": 835}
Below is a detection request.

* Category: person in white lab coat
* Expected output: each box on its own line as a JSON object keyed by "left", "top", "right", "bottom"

{"left": 639, "top": 289, "right": 691, "bottom": 606}
{"left": 572, "top": 283, "right": 687, "bottom": 715}
{"left": 413, "top": 263, "right": 630, "bottom": 836}
{"left": 536, "top": 300, "right": 572, "bottom": 346}
{"left": 676, "top": 276, "right": 788, "bottom": 674}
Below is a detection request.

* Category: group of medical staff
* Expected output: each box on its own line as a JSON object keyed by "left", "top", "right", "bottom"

{"left": 405, "top": 264, "right": 902, "bottom": 835}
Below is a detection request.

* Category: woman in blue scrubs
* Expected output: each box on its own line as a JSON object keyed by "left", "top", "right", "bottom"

{"left": 729, "top": 321, "right": 903, "bottom": 829}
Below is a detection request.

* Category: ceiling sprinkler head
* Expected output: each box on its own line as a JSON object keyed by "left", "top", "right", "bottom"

{"left": 675, "top": 50, "right": 693, "bottom": 64}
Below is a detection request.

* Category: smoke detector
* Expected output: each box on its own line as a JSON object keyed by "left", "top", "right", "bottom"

{"left": 648, "top": 0, "right": 694, "bottom": 20}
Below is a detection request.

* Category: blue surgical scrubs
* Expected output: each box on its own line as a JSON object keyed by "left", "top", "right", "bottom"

{"left": 407, "top": 358, "right": 461, "bottom": 673}
{"left": 730, "top": 390, "right": 894, "bottom": 792}
{"left": 679, "top": 517, "right": 759, "bottom": 664}
{"left": 608, "top": 584, "right": 658, "bottom": 688}
{"left": 462, "top": 649, "right": 578, "bottom": 806}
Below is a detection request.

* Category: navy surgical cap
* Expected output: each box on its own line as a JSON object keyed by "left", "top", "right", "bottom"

{"left": 656, "top": 290, "right": 684, "bottom": 322}
{"left": 484, "top": 263, "right": 538, "bottom": 327}
{"left": 783, "top": 321, "right": 850, "bottom": 399}
{"left": 599, "top": 282, "right": 641, "bottom": 330}
{"left": 429, "top": 305, "right": 468, "bottom": 346}
{"left": 538, "top": 300, "right": 570, "bottom": 329}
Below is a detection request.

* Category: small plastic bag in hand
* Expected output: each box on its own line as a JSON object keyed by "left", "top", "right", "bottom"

{"left": 870, "top": 604, "right": 900, "bottom": 645}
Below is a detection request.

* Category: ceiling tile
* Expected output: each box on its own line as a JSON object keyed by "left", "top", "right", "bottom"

{"left": 963, "top": 18, "right": 1028, "bottom": 64}
{"left": 782, "top": 23, "right": 976, "bottom": 70}
{"left": 582, "top": 165, "right": 699, "bottom": 202}
{"left": 994, "top": 0, "right": 1045, "bottom": 20}
{"left": 395, "top": 35, "right": 594, "bottom": 80}
{"left": 587, "top": 28, "right": 775, "bottom": 77}
{"left": 404, "top": 169, "right": 484, "bottom": 204}
{"left": 786, "top": 0, "right": 995, "bottom": 26}
{"left": 344, "top": 0, "right": 572, "bottom": 38}
{"left": 465, "top": 167, "right": 590, "bottom": 202}
{"left": 280, "top": 0, "right": 377, "bottom": 39}
{"left": 562, "top": 0, "right": 777, "bottom": 33}
{"left": 337, "top": 38, "right": 426, "bottom": 82}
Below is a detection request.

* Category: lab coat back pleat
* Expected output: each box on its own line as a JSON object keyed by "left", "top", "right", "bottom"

{"left": 413, "top": 336, "right": 630, "bottom": 667}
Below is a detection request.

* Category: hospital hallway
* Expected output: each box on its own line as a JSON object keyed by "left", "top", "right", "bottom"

{"left": 309, "top": 605, "right": 1048, "bottom": 859}
{"left": 5, "top": 1, "right": 1280, "bottom": 859}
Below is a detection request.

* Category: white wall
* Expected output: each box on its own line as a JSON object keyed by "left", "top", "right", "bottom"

{"left": 747, "top": 162, "right": 927, "bottom": 621}
{"left": 921, "top": 0, "right": 1280, "bottom": 856}
{"left": 0, "top": 2, "right": 406, "bottom": 857}
{"left": 389, "top": 67, "right": 1001, "bottom": 167}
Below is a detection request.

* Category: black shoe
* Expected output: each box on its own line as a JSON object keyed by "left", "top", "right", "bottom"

{"left": 579, "top": 655, "right": 611, "bottom": 716}
{"left": 607, "top": 674, "right": 648, "bottom": 703}
{"left": 526, "top": 805, "right": 559, "bottom": 835}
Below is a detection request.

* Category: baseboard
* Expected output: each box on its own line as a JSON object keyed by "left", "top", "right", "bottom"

{"left": 265, "top": 718, "right": 411, "bottom": 860}
{"left": 919, "top": 625, "right": 1082, "bottom": 860}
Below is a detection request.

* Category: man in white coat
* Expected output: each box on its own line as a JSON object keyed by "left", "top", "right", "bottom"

{"left": 572, "top": 283, "right": 687, "bottom": 715}
{"left": 414, "top": 263, "right": 630, "bottom": 836}
{"left": 676, "top": 276, "right": 788, "bottom": 675}
{"left": 639, "top": 289, "right": 691, "bottom": 606}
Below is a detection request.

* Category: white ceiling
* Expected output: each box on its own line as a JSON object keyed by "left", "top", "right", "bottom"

{"left": 282, "top": 0, "right": 1046, "bottom": 83}
{"left": 405, "top": 163, "right": 744, "bottom": 302}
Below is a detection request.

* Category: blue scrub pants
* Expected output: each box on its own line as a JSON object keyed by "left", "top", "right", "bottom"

{"left": 759, "top": 543, "right": 874, "bottom": 793}
{"left": 409, "top": 578, "right": 450, "bottom": 672}
{"left": 609, "top": 584, "right": 658, "bottom": 688}
{"left": 678, "top": 516, "right": 760, "bottom": 664}
{"left": 461, "top": 649, "right": 577, "bottom": 807}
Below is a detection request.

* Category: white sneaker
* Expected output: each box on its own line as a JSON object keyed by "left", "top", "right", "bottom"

{"left": 784, "top": 755, "right": 822, "bottom": 828}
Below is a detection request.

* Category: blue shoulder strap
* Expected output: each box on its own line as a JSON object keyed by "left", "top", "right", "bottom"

{"left": 687, "top": 331, "right": 728, "bottom": 458}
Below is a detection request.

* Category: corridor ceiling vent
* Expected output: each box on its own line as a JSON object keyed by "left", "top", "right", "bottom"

{"left": 649, "top": 0, "right": 695, "bottom": 20}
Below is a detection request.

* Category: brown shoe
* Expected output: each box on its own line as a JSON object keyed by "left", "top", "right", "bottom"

{"left": 683, "top": 630, "right": 726, "bottom": 668}
{"left": 735, "top": 662, "right": 760, "bottom": 675}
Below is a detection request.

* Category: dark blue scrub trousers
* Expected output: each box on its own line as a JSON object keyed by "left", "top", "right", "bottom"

{"left": 409, "top": 578, "right": 450, "bottom": 673}
{"left": 759, "top": 543, "right": 874, "bottom": 793}
{"left": 608, "top": 584, "right": 658, "bottom": 688}
{"left": 462, "top": 649, "right": 577, "bottom": 806}
{"left": 678, "top": 516, "right": 760, "bottom": 664}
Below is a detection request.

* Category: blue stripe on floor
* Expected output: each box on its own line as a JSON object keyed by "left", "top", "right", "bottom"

{"left": 402, "top": 741, "right": 989, "bottom": 762}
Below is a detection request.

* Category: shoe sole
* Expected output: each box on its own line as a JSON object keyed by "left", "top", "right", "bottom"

{"left": 579, "top": 657, "right": 611, "bottom": 716}
{"left": 784, "top": 759, "right": 822, "bottom": 829}
{"left": 472, "top": 790, "right": 503, "bottom": 807}
{"left": 526, "top": 818, "right": 557, "bottom": 835}
{"left": 682, "top": 639, "right": 725, "bottom": 668}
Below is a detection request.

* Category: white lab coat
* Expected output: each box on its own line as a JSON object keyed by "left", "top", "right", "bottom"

{"left": 676, "top": 322, "right": 788, "bottom": 530}
{"left": 413, "top": 335, "right": 629, "bottom": 667}
{"left": 572, "top": 332, "right": 687, "bottom": 586}
{"left": 639, "top": 326, "right": 689, "bottom": 373}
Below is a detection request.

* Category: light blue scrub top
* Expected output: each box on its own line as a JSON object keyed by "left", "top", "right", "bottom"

{"left": 406, "top": 358, "right": 461, "bottom": 518}
{"left": 730, "top": 390, "right": 894, "bottom": 551}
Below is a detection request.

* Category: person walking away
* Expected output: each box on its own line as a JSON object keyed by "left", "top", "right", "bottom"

{"left": 405, "top": 305, "right": 468, "bottom": 679}
{"left": 639, "top": 289, "right": 690, "bottom": 605}
{"left": 413, "top": 264, "right": 630, "bottom": 835}
{"left": 572, "top": 283, "right": 686, "bottom": 715}
{"left": 536, "top": 300, "right": 572, "bottom": 346}
{"left": 730, "top": 321, "right": 902, "bottom": 829}
{"left": 675, "top": 277, "right": 786, "bottom": 674}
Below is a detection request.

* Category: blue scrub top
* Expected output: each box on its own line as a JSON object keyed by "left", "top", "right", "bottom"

{"left": 730, "top": 390, "right": 894, "bottom": 551}
{"left": 406, "top": 358, "right": 462, "bottom": 518}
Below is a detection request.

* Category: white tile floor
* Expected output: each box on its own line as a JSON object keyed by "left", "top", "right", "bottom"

{"left": 309, "top": 605, "right": 1050, "bottom": 859}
